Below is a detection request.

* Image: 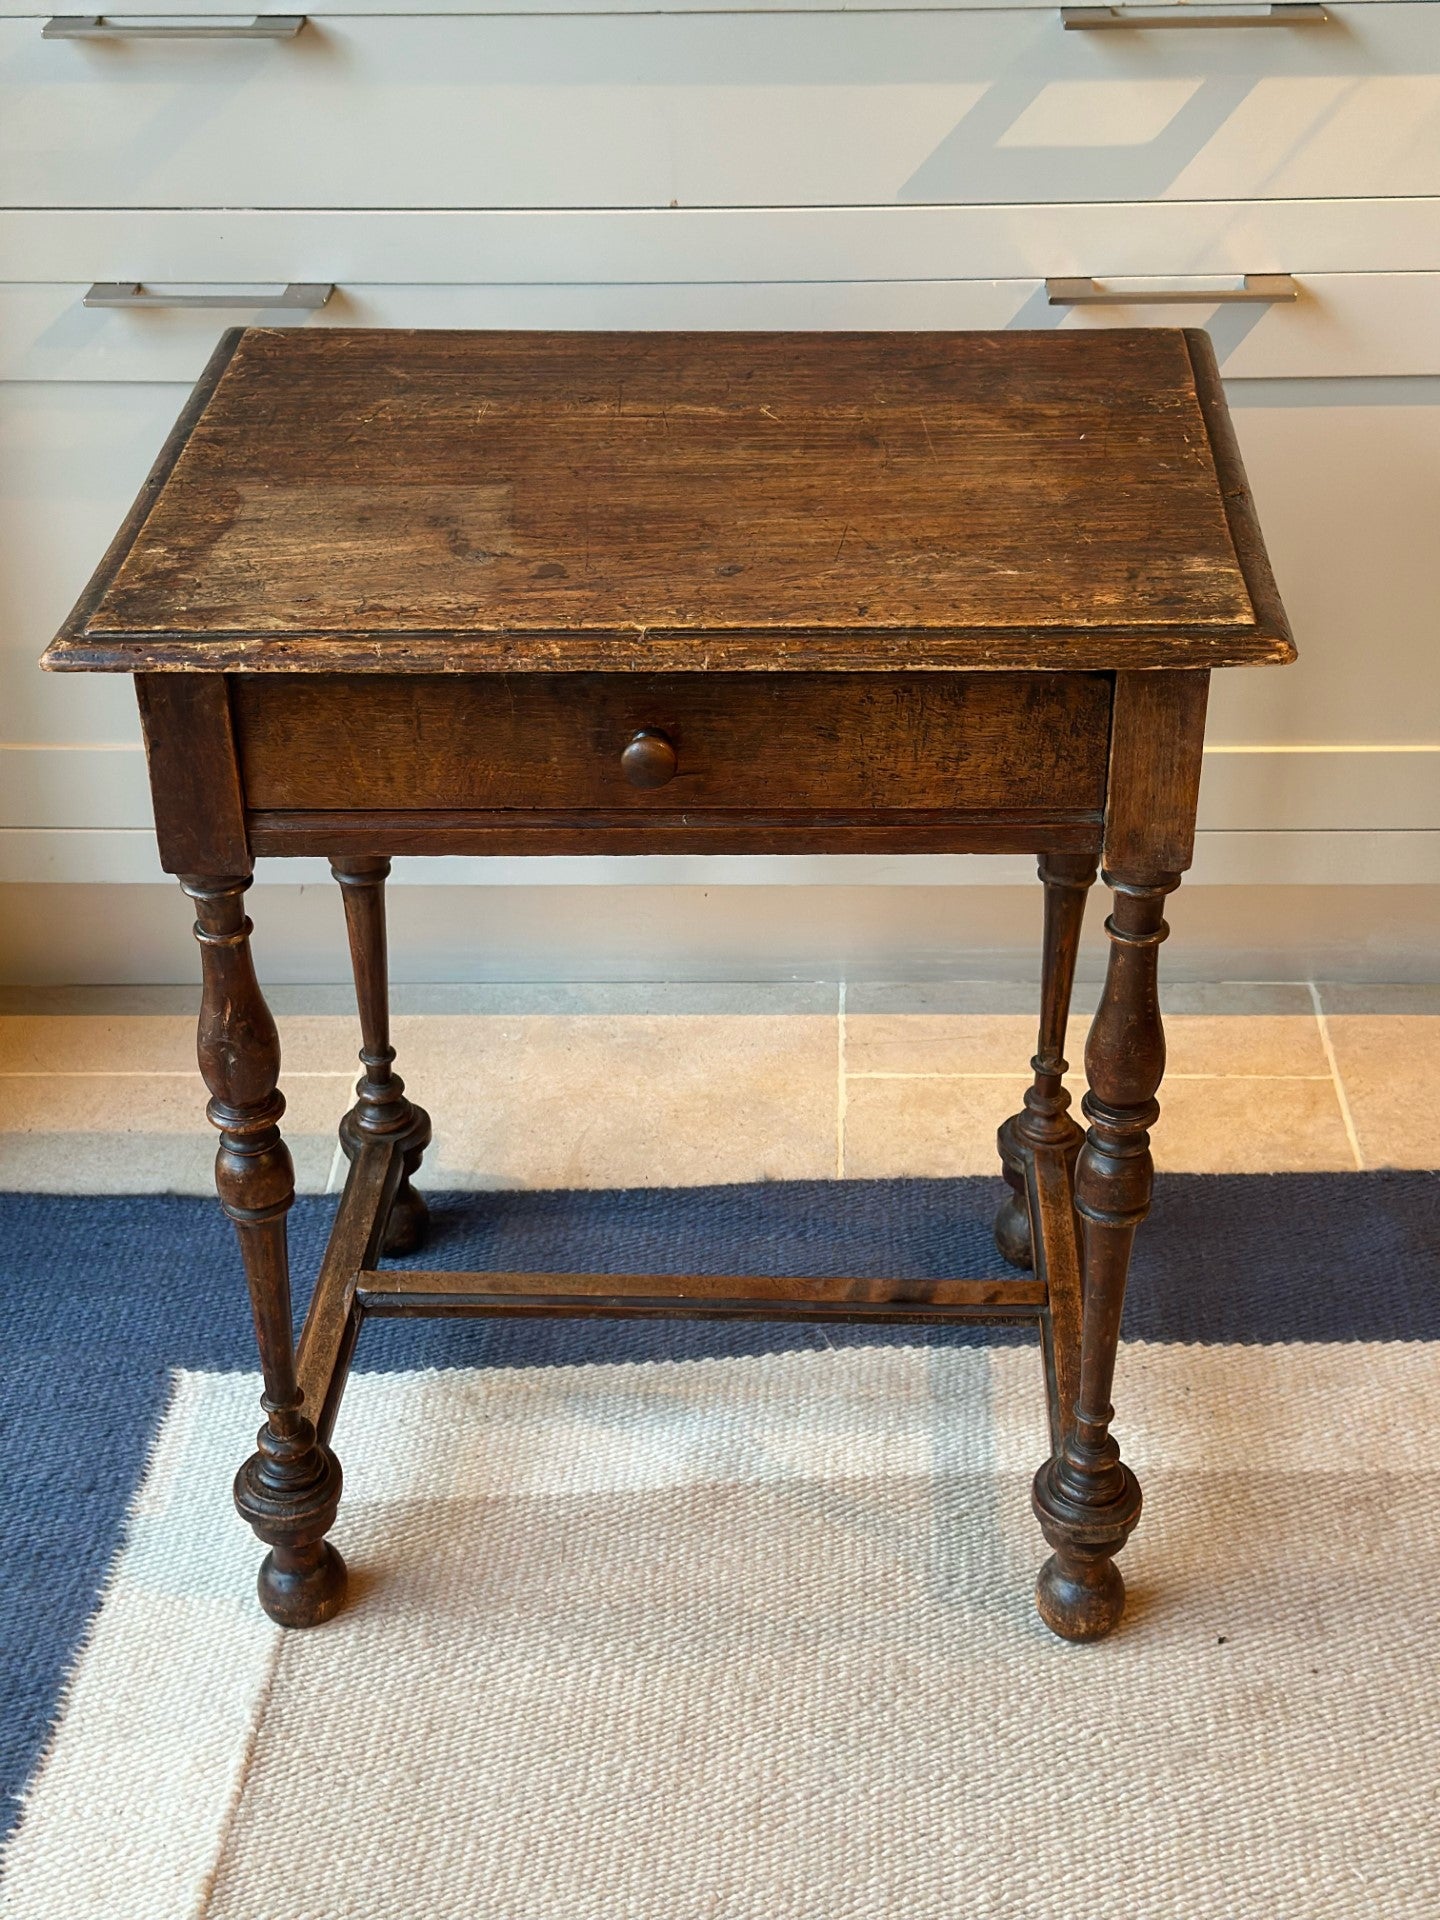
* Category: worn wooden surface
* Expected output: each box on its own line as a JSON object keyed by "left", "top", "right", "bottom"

{"left": 247, "top": 811, "right": 1105, "bottom": 859}
{"left": 52, "top": 326, "right": 1297, "bottom": 1640}
{"left": 231, "top": 671, "right": 1112, "bottom": 814}
{"left": 330, "top": 854, "right": 432, "bottom": 1257}
{"left": 183, "top": 873, "right": 347, "bottom": 1629}
{"left": 43, "top": 327, "right": 1293, "bottom": 675}
{"left": 1103, "top": 670, "right": 1211, "bottom": 874}
{"left": 135, "top": 673, "right": 250, "bottom": 876}
{"left": 995, "top": 850, "right": 1096, "bottom": 1271}
{"left": 354, "top": 1268, "right": 1048, "bottom": 1320}
{"left": 294, "top": 1138, "right": 398, "bottom": 1451}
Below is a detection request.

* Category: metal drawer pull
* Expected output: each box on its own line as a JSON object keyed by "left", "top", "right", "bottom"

{"left": 84, "top": 281, "right": 333, "bottom": 309}
{"left": 1062, "top": 4, "right": 1326, "bottom": 26}
{"left": 44, "top": 13, "right": 304, "bottom": 37}
{"left": 1046, "top": 274, "right": 1298, "bottom": 306}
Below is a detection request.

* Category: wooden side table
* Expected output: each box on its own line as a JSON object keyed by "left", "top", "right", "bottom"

{"left": 44, "top": 329, "right": 1293, "bottom": 1641}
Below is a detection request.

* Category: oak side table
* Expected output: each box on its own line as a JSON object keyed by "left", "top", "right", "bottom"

{"left": 44, "top": 328, "right": 1293, "bottom": 1642}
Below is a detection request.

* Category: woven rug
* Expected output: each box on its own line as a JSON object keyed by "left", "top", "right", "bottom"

{"left": 2, "top": 1176, "right": 1437, "bottom": 1919}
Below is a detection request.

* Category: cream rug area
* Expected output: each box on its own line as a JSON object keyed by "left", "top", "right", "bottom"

{"left": 4, "top": 1341, "right": 1437, "bottom": 1920}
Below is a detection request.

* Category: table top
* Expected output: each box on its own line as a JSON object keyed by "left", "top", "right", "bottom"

{"left": 45, "top": 327, "right": 1292, "bottom": 676}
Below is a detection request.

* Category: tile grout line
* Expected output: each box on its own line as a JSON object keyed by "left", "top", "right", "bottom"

{"left": 1309, "top": 981, "right": 1366, "bottom": 1171}
{"left": 0, "top": 1071, "right": 357, "bottom": 1080}
{"left": 835, "top": 980, "right": 847, "bottom": 1180}
{"left": 843, "top": 1071, "right": 1336, "bottom": 1083}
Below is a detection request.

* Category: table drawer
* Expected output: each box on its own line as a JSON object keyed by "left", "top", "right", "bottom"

{"left": 7, "top": 5, "right": 1435, "bottom": 210}
{"left": 229, "top": 673, "right": 1114, "bottom": 817}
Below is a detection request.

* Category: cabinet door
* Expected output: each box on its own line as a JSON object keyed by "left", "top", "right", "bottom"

{"left": 4, "top": 5, "right": 1437, "bottom": 209}
{"left": 0, "top": 382, "right": 176, "bottom": 754}
{"left": 1193, "top": 384, "right": 1440, "bottom": 837}
{"left": 4, "top": 273, "right": 1440, "bottom": 383}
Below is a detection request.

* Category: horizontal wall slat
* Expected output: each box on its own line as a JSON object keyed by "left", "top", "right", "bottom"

{"left": 4, "top": 877, "right": 1437, "bottom": 987}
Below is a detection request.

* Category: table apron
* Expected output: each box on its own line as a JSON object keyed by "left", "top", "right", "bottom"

{"left": 246, "top": 809, "right": 1103, "bottom": 859}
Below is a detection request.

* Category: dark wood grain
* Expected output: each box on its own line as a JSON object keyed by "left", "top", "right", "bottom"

{"left": 355, "top": 1268, "right": 1046, "bottom": 1321}
{"left": 1184, "top": 328, "right": 1293, "bottom": 656}
{"left": 182, "top": 873, "right": 346, "bottom": 1629}
{"left": 995, "top": 850, "right": 1096, "bottom": 1270}
{"left": 49, "top": 328, "right": 242, "bottom": 654}
{"left": 1028, "top": 1147, "right": 1086, "bottom": 1456}
{"left": 47, "top": 328, "right": 1296, "bottom": 1641}
{"left": 294, "top": 1137, "right": 402, "bottom": 1449}
{"left": 43, "top": 328, "right": 1293, "bottom": 674}
{"left": 135, "top": 675, "right": 249, "bottom": 876}
{"left": 1032, "top": 867, "right": 1177, "bottom": 1642}
{"left": 1103, "top": 670, "right": 1211, "bottom": 873}
{"left": 330, "top": 855, "right": 432, "bottom": 1257}
{"left": 232, "top": 671, "right": 1112, "bottom": 815}
{"left": 248, "top": 811, "right": 1104, "bottom": 859}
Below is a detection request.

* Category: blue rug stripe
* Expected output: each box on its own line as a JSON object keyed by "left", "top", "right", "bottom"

{"left": 2, "top": 1171, "right": 1436, "bottom": 1850}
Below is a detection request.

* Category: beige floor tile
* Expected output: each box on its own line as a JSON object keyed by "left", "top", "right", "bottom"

{"left": 0, "top": 1072, "right": 352, "bottom": 1193}
{"left": 1161, "top": 1014, "right": 1330, "bottom": 1079}
{"left": 391, "top": 1013, "right": 838, "bottom": 1188}
{"left": 0, "top": 1012, "right": 362, "bottom": 1077}
{"left": 1150, "top": 1078, "right": 1356, "bottom": 1173}
{"left": 1323, "top": 1015, "right": 1440, "bottom": 1169}
{"left": 843, "top": 1076, "right": 1027, "bottom": 1178}
{"left": 842, "top": 1073, "right": 1356, "bottom": 1178}
{"left": 845, "top": 1015, "right": 1037, "bottom": 1079}
{"left": 0, "top": 1015, "right": 201, "bottom": 1075}
{"left": 845, "top": 1011, "right": 1328, "bottom": 1080}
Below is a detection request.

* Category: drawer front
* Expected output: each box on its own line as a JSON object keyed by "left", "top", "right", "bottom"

{"left": 6, "top": 5, "right": 1435, "bottom": 210}
{"left": 230, "top": 673, "right": 1114, "bottom": 817}
{"left": 8, "top": 202, "right": 1439, "bottom": 286}
{"left": 6, "top": 272, "right": 1440, "bottom": 384}
{"left": 5, "top": 0, "right": 1363, "bottom": 13}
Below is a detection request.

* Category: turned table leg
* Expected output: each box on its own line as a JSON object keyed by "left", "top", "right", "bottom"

{"left": 995, "top": 852, "right": 1097, "bottom": 1269}
{"left": 330, "top": 856, "right": 432, "bottom": 1256}
{"left": 1031, "top": 869, "right": 1177, "bottom": 1641}
{"left": 183, "top": 875, "right": 346, "bottom": 1628}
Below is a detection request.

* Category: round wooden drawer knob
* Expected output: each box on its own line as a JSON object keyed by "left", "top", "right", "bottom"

{"left": 620, "top": 729, "right": 678, "bottom": 789}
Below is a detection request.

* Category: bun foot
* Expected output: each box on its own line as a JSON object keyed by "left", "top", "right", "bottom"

{"left": 1035, "top": 1550, "right": 1126, "bottom": 1642}
{"left": 382, "top": 1176, "right": 429, "bottom": 1257}
{"left": 257, "top": 1539, "right": 348, "bottom": 1629}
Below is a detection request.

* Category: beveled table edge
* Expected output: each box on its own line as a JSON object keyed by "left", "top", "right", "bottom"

{"left": 38, "top": 323, "right": 1297, "bottom": 678}
{"left": 41, "top": 628, "right": 1295, "bottom": 674}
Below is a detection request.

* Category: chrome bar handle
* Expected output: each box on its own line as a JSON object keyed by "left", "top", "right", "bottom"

{"left": 84, "top": 281, "right": 333, "bottom": 308}
{"left": 1046, "top": 274, "right": 1298, "bottom": 306}
{"left": 45, "top": 14, "right": 305, "bottom": 37}
{"left": 1062, "top": 4, "right": 1326, "bottom": 26}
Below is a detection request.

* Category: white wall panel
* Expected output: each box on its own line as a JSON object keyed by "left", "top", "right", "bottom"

{"left": 4, "top": 828, "right": 1438, "bottom": 888}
